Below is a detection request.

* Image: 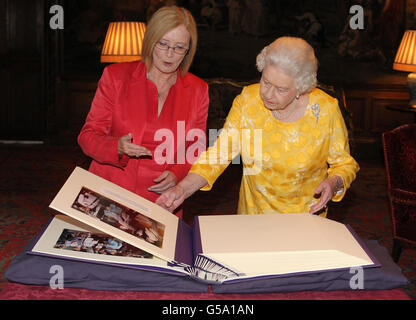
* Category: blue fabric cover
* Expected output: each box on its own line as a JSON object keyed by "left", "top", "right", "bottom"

{"left": 5, "top": 236, "right": 408, "bottom": 293}
{"left": 4, "top": 236, "right": 208, "bottom": 292}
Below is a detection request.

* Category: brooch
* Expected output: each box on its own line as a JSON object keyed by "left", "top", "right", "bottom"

{"left": 311, "top": 103, "right": 320, "bottom": 123}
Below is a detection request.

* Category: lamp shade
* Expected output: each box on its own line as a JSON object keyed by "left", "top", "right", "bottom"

{"left": 393, "top": 30, "right": 416, "bottom": 73}
{"left": 101, "top": 22, "right": 146, "bottom": 63}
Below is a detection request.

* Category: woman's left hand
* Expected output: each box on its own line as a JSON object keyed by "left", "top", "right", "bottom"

{"left": 148, "top": 171, "right": 178, "bottom": 194}
{"left": 309, "top": 176, "right": 339, "bottom": 214}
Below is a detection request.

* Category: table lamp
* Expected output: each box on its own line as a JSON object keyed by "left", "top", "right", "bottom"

{"left": 393, "top": 30, "right": 416, "bottom": 107}
{"left": 101, "top": 22, "right": 146, "bottom": 63}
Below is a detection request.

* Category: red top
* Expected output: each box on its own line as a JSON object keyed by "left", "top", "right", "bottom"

{"left": 78, "top": 61, "right": 209, "bottom": 206}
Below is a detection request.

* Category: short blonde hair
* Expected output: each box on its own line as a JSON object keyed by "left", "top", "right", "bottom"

{"left": 256, "top": 37, "right": 318, "bottom": 94}
{"left": 142, "top": 6, "right": 197, "bottom": 77}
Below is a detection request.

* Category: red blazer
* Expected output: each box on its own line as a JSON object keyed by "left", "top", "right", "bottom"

{"left": 78, "top": 61, "right": 209, "bottom": 201}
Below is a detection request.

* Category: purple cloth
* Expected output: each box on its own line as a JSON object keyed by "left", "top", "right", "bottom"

{"left": 211, "top": 240, "right": 409, "bottom": 293}
{"left": 4, "top": 236, "right": 208, "bottom": 292}
{"left": 5, "top": 235, "right": 408, "bottom": 293}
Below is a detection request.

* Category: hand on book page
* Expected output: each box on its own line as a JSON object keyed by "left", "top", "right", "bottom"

{"left": 156, "top": 173, "right": 208, "bottom": 212}
{"left": 156, "top": 185, "right": 186, "bottom": 212}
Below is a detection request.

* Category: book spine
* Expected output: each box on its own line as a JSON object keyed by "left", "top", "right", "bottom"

{"left": 173, "top": 219, "right": 193, "bottom": 266}
{"left": 185, "top": 254, "right": 242, "bottom": 284}
{"left": 192, "top": 216, "right": 202, "bottom": 260}
{"left": 345, "top": 224, "right": 381, "bottom": 267}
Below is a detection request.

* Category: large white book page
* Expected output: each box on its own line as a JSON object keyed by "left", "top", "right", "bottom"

{"left": 197, "top": 213, "right": 375, "bottom": 277}
{"left": 49, "top": 167, "right": 179, "bottom": 263}
{"left": 32, "top": 215, "right": 173, "bottom": 269}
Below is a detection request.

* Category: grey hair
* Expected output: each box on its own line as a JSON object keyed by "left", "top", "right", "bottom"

{"left": 256, "top": 37, "right": 318, "bottom": 94}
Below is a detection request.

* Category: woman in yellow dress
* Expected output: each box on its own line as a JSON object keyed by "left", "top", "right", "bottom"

{"left": 156, "top": 36, "right": 359, "bottom": 216}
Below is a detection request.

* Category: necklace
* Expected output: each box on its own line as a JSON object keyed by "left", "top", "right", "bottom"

{"left": 147, "top": 71, "right": 175, "bottom": 100}
{"left": 271, "top": 98, "right": 298, "bottom": 120}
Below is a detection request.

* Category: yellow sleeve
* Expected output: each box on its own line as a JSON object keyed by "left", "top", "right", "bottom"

{"left": 189, "top": 89, "right": 244, "bottom": 190}
{"left": 327, "top": 97, "right": 360, "bottom": 201}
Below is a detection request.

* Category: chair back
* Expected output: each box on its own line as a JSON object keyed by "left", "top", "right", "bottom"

{"left": 382, "top": 124, "right": 416, "bottom": 192}
{"left": 317, "top": 83, "right": 355, "bottom": 154}
{"left": 382, "top": 123, "right": 416, "bottom": 247}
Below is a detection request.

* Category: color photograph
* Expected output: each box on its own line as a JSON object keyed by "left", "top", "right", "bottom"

{"left": 54, "top": 228, "right": 153, "bottom": 258}
{"left": 72, "top": 187, "right": 166, "bottom": 248}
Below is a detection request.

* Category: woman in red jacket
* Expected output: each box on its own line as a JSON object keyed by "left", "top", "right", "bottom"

{"left": 78, "top": 6, "right": 209, "bottom": 217}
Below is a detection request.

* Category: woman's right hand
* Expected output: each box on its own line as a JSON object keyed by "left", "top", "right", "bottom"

{"left": 118, "top": 133, "right": 152, "bottom": 158}
{"left": 155, "top": 185, "right": 186, "bottom": 213}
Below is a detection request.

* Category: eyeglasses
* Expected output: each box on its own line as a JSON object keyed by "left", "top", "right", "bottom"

{"left": 155, "top": 41, "right": 189, "bottom": 55}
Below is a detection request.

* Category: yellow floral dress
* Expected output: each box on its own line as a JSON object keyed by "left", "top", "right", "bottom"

{"left": 189, "top": 84, "right": 359, "bottom": 215}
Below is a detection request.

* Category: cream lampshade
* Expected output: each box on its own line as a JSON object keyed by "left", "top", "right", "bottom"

{"left": 393, "top": 30, "right": 416, "bottom": 106}
{"left": 101, "top": 22, "right": 146, "bottom": 63}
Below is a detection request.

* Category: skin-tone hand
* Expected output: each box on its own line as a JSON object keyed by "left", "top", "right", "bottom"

{"left": 156, "top": 173, "right": 208, "bottom": 212}
{"left": 155, "top": 184, "right": 187, "bottom": 212}
{"left": 148, "top": 171, "right": 178, "bottom": 194}
{"left": 309, "top": 176, "right": 340, "bottom": 214}
{"left": 118, "top": 133, "right": 152, "bottom": 158}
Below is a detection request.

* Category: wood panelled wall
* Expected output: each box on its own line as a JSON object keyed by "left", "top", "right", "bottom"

{"left": 1, "top": 0, "right": 44, "bottom": 140}
{"left": 54, "top": 79, "right": 97, "bottom": 145}
{"left": 345, "top": 83, "right": 413, "bottom": 158}
{"left": 346, "top": 85, "right": 412, "bottom": 136}
{"left": 53, "top": 78, "right": 414, "bottom": 161}
{"left": 0, "top": 0, "right": 60, "bottom": 141}
{"left": 2, "top": 0, "right": 413, "bottom": 159}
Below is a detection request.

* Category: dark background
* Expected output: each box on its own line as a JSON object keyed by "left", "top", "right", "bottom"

{"left": 1, "top": 0, "right": 416, "bottom": 300}
{"left": 1, "top": 0, "right": 415, "bottom": 158}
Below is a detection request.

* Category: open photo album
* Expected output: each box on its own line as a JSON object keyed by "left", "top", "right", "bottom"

{"left": 30, "top": 167, "right": 379, "bottom": 284}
